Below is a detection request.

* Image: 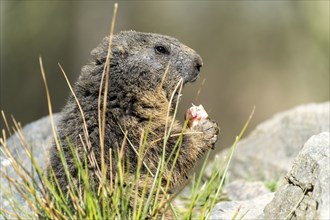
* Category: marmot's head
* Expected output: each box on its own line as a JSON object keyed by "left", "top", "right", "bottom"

{"left": 82, "top": 31, "right": 202, "bottom": 99}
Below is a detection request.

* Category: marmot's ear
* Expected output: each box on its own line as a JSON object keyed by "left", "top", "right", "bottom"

{"left": 112, "top": 44, "right": 128, "bottom": 59}
{"left": 135, "top": 34, "right": 148, "bottom": 44}
{"left": 91, "top": 37, "right": 129, "bottom": 65}
{"left": 91, "top": 37, "right": 109, "bottom": 64}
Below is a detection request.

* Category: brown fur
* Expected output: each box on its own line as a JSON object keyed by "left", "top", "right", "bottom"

{"left": 48, "top": 31, "right": 219, "bottom": 215}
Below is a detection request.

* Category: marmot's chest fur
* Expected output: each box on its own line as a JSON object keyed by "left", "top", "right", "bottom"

{"left": 49, "top": 31, "right": 219, "bottom": 215}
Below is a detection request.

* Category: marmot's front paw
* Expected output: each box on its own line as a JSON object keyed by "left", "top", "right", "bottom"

{"left": 197, "top": 119, "right": 219, "bottom": 149}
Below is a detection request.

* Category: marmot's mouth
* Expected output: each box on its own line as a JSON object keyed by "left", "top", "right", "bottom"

{"left": 190, "top": 74, "right": 199, "bottom": 83}
{"left": 184, "top": 72, "right": 200, "bottom": 84}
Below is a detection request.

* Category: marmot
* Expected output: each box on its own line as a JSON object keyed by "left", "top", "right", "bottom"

{"left": 48, "top": 31, "right": 219, "bottom": 214}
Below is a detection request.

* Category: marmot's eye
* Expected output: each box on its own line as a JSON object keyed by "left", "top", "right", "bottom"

{"left": 155, "top": 46, "right": 169, "bottom": 55}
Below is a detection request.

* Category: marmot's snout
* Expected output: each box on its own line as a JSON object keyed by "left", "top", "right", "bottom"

{"left": 194, "top": 54, "right": 203, "bottom": 72}
{"left": 193, "top": 54, "right": 203, "bottom": 73}
{"left": 177, "top": 43, "right": 203, "bottom": 83}
{"left": 187, "top": 53, "right": 203, "bottom": 83}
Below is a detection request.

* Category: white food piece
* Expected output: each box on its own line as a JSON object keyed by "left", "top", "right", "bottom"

{"left": 186, "top": 104, "right": 209, "bottom": 128}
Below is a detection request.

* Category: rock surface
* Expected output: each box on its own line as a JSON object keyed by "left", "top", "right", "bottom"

{"left": 208, "top": 180, "right": 272, "bottom": 219}
{"left": 262, "top": 132, "right": 330, "bottom": 219}
{"left": 209, "top": 193, "right": 274, "bottom": 220}
{"left": 208, "top": 102, "right": 329, "bottom": 220}
{"left": 209, "top": 132, "right": 330, "bottom": 220}
{"left": 224, "top": 179, "right": 270, "bottom": 201}
{"left": 0, "top": 114, "right": 60, "bottom": 218}
{"left": 206, "top": 102, "right": 330, "bottom": 182}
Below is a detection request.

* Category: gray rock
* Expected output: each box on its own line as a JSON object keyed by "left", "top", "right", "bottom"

{"left": 207, "top": 102, "right": 330, "bottom": 182}
{"left": 224, "top": 179, "right": 270, "bottom": 201}
{"left": 0, "top": 113, "right": 60, "bottom": 218}
{"left": 209, "top": 193, "right": 274, "bottom": 220}
{"left": 262, "top": 132, "right": 330, "bottom": 220}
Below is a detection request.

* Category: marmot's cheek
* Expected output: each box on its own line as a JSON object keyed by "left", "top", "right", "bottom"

{"left": 186, "top": 104, "right": 209, "bottom": 128}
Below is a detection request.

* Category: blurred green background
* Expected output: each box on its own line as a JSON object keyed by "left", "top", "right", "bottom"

{"left": 1, "top": 1, "right": 329, "bottom": 150}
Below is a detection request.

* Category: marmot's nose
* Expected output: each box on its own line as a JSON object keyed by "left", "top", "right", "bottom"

{"left": 194, "top": 54, "right": 203, "bottom": 72}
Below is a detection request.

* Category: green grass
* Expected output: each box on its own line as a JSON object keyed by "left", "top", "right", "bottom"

{"left": 0, "top": 3, "right": 255, "bottom": 219}
{"left": 265, "top": 180, "right": 280, "bottom": 192}
{"left": 0, "top": 104, "right": 254, "bottom": 219}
